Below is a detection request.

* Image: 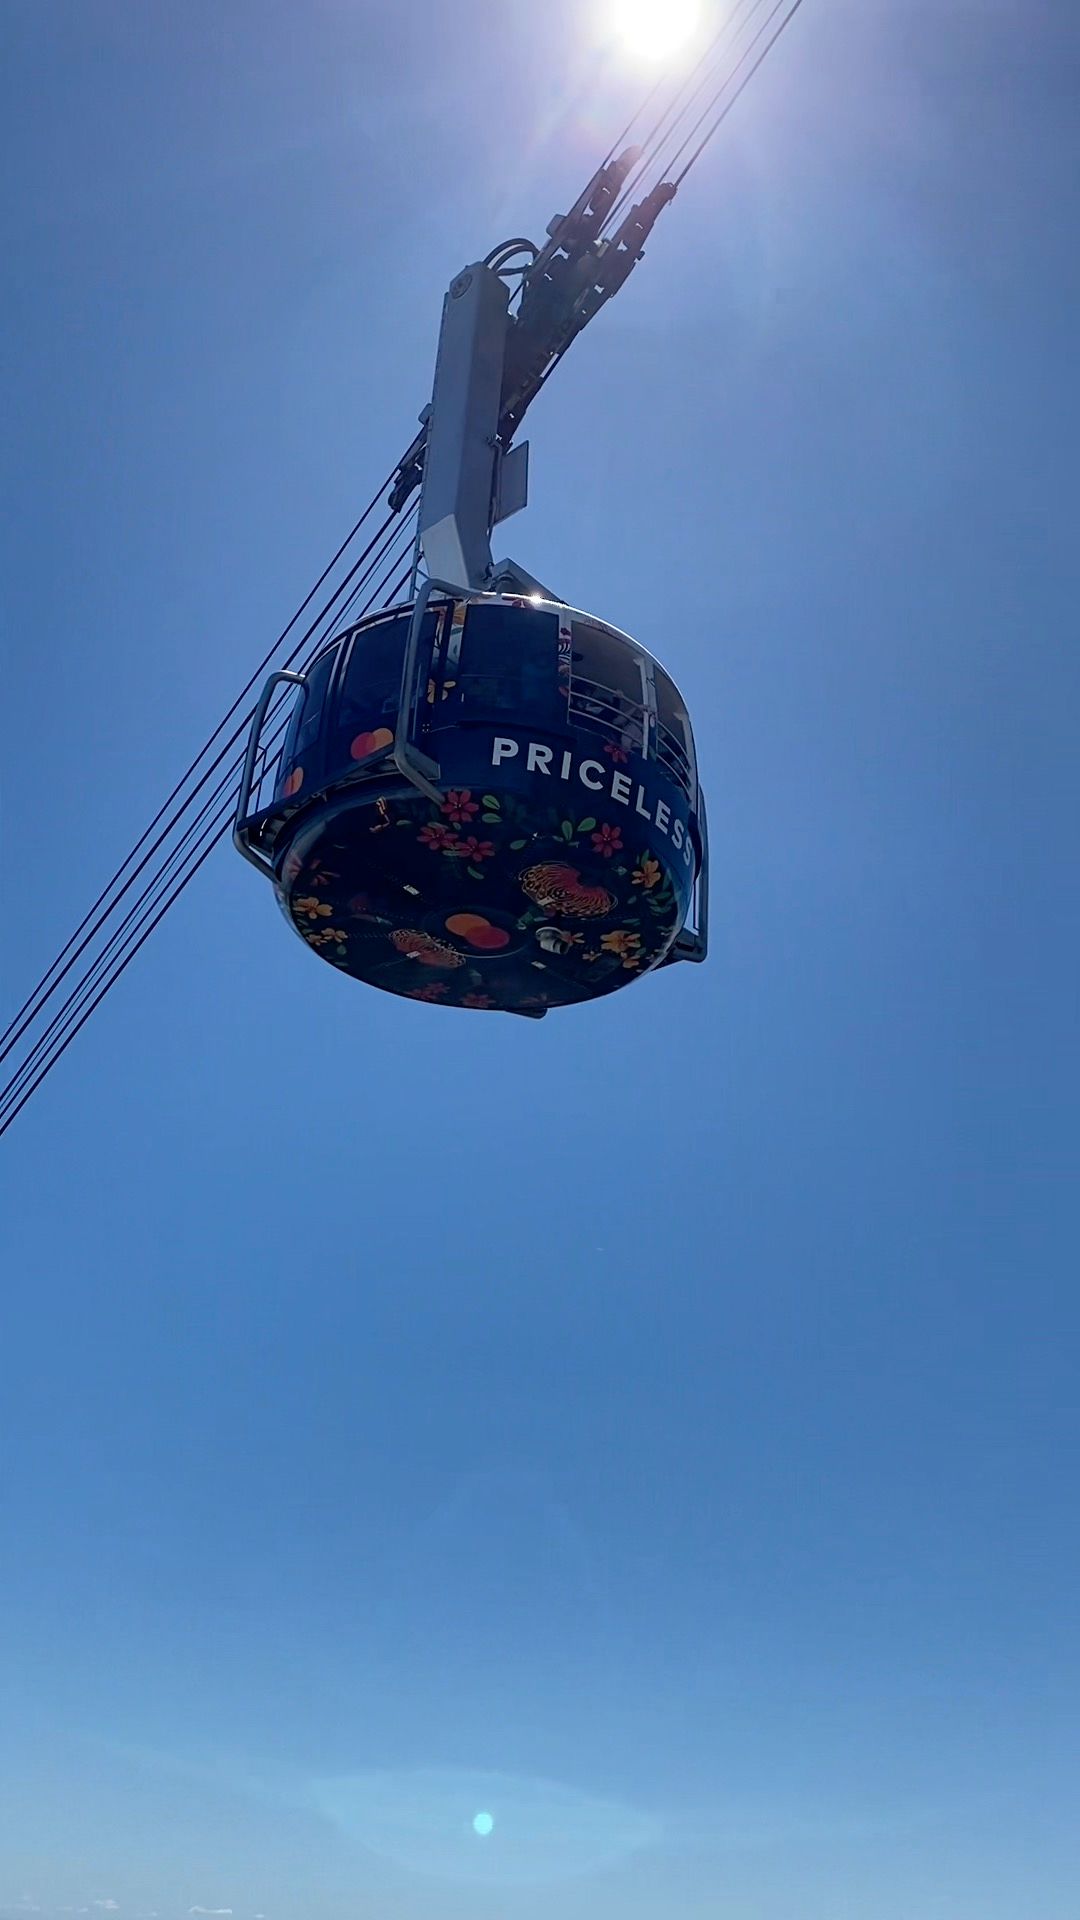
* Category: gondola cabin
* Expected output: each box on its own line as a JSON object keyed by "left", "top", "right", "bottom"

{"left": 234, "top": 591, "right": 706, "bottom": 1016}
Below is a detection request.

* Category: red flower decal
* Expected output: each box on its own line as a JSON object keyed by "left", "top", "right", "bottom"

{"left": 419, "top": 822, "right": 458, "bottom": 852}
{"left": 603, "top": 742, "right": 629, "bottom": 764}
{"left": 462, "top": 992, "right": 496, "bottom": 1009}
{"left": 453, "top": 835, "right": 495, "bottom": 862}
{"left": 441, "top": 789, "right": 479, "bottom": 825}
{"left": 408, "top": 981, "right": 449, "bottom": 1002}
{"left": 591, "top": 823, "right": 623, "bottom": 858}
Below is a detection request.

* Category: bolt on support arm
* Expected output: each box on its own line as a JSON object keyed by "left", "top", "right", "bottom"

{"left": 497, "top": 170, "right": 677, "bottom": 445}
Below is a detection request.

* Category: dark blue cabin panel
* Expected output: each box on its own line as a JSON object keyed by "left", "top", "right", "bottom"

{"left": 242, "top": 590, "right": 704, "bottom": 1015}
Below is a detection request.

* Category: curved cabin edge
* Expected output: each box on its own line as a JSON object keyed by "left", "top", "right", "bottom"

{"left": 233, "top": 592, "right": 707, "bottom": 1013}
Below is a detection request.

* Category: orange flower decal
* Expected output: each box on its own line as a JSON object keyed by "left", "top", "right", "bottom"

{"left": 632, "top": 856, "right": 662, "bottom": 890}
{"left": 600, "top": 929, "right": 644, "bottom": 969}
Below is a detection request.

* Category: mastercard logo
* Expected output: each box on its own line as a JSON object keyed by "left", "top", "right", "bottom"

{"left": 445, "top": 912, "right": 511, "bottom": 952}
{"left": 350, "top": 727, "right": 394, "bottom": 761}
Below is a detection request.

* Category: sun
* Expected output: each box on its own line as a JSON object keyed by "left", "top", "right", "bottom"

{"left": 608, "top": 0, "right": 704, "bottom": 62}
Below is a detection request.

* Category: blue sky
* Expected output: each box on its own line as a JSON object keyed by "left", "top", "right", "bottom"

{"left": 2, "top": 0, "right": 1078, "bottom": 1916}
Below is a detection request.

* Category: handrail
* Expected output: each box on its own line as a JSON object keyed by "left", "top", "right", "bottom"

{"left": 233, "top": 669, "right": 307, "bottom": 875}
{"left": 566, "top": 673, "right": 696, "bottom": 802}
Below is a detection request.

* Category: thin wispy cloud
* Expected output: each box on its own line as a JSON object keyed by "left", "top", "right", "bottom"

{"left": 188, "top": 1909, "right": 233, "bottom": 1916}
{"left": 93, "top": 1905, "right": 120, "bottom": 1913}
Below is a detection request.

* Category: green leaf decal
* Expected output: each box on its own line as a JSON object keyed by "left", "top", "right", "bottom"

{"left": 467, "top": 866, "right": 485, "bottom": 880}
{"left": 561, "top": 820, "right": 574, "bottom": 841}
{"left": 577, "top": 817, "right": 597, "bottom": 833}
{"left": 482, "top": 795, "right": 500, "bottom": 811}
{"left": 509, "top": 838, "right": 528, "bottom": 850}
{"left": 481, "top": 812, "right": 500, "bottom": 823}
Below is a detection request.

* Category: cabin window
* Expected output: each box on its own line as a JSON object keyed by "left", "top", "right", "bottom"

{"left": 456, "top": 602, "right": 559, "bottom": 721}
{"left": 329, "top": 613, "right": 409, "bottom": 766}
{"left": 275, "top": 645, "right": 338, "bottom": 796}
{"left": 654, "top": 664, "right": 696, "bottom": 798}
{"left": 568, "top": 620, "right": 647, "bottom": 753}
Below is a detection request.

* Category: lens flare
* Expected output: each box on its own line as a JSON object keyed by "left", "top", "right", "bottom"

{"left": 609, "top": 0, "right": 703, "bottom": 62}
{"left": 313, "top": 1767, "right": 661, "bottom": 1884}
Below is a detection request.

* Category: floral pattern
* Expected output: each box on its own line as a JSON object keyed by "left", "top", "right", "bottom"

{"left": 632, "top": 855, "right": 662, "bottom": 891}
{"left": 418, "top": 821, "right": 458, "bottom": 852}
{"left": 601, "top": 929, "right": 644, "bottom": 969}
{"left": 281, "top": 772, "right": 693, "bottom": 1014}
{"left": 440, "top": 789, "right": 480, "bottom": 825}
{"left": 305, "top": 925, "right": 349, "bottom": 960}
{"left": 450, "top": 835, "right": 493, "bottom": 864}
{"left": 591, "top": 823, "right": 623, "bottom": 858}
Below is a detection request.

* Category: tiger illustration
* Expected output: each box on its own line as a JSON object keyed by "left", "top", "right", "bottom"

{"left": 389, "top": 929, "right": 466, "bottom": 968}
{"left": 520, "top": 862, "right": 616, "bottom": 918}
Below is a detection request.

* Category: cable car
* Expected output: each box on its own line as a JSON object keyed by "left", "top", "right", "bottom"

{"left": 235, "top": 170, "right": 708, "bottom": 1016}
{"left": 234, "top": 587, "right": 707, "bottom": 1016}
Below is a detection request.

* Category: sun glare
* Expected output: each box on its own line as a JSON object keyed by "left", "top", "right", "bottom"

{"left": 609, "top": 0, "right": 704, "bottom": 63}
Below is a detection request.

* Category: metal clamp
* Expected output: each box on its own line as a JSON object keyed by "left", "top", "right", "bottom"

{"left": 233, "top": 669, "right": 307, "bottom": 875}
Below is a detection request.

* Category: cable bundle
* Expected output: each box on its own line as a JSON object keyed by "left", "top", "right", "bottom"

{"left": 599, "top": 0, "right": 807, "bottom": 219}
{"left": 0, "top": 491, "right": 418, "bottom": 1137}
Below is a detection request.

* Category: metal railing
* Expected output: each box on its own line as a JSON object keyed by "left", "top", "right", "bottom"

{"left": 656, "top": 718, "right": 693, "bottom": 794}
{"left": 566, "top": 675, "right": 695, "bottom": 802}
{"left": 567, "top": 677, "right": 646, "bottom": 753}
